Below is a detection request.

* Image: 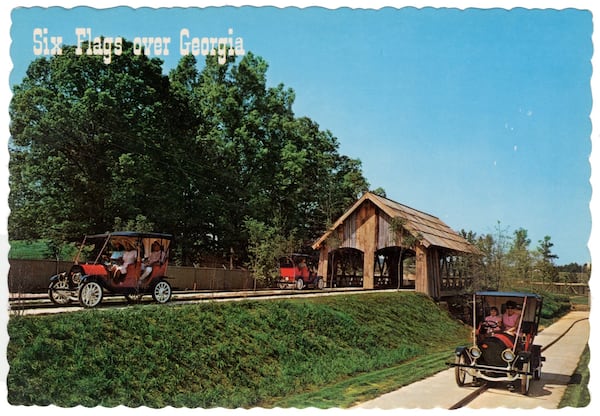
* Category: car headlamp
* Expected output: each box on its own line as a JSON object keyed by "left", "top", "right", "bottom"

{"left": 469, "top": 346, "right": 482, "bottom": 358}
{"left": 501, "top": 349, "right": 516, "bottom": 363}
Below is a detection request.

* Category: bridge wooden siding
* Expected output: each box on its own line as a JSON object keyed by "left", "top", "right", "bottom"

{"left": 312, "top": 192, "right": 480, "bottom": 298}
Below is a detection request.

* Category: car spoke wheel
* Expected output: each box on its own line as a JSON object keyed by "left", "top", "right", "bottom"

{"left": 152, "top": 280, "right": 172, "bottom": 304}
{"left": 454, "top": 353, "right": 470, "bottom": 386}
{"left": 49, "top": 279, "right": 72, "bottom": 305}
{"left": 316, "top": 277, "right": 325, "bottom": 290}
{"left": 520, "top": 361, "right": 531, "bottom": 395}
{"left": 79, "top": 281, "right": 103, "bottom": 308}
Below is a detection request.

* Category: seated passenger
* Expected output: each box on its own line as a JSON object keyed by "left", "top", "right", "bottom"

{"left": 298, "top": 258, "right": 307, "bottom": 269}
{"left": 109, "top": 243, "right": 125, "bottom": 264}
{"left": 481, "top": 306, "right": 502, "bottom": 334}
{"left": 502, "top": 301, "right": 521, "bottom": 335}
{"left": 140, "top": 241, "right": 163, "bottom": 281}
{"left": 112, "top": 243, "right": 137, "bottom": 281}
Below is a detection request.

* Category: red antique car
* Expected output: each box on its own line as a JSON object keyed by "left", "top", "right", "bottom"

{"left": 277, "top": 254, "right": 324, "bottom": 290}
{"left": 48, "top": 231, "right": 173, "bottom": 308}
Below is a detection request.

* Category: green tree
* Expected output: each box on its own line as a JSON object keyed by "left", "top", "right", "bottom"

{"left": 244, "top": 217, "right": 300, "bottom": 288}
{"left": 507, "top": 228, "right": 532, "bottom": 285}
{"left": 536, "top": 235, "right": 559, "bottom": 283}
{"left": 371, "top": 187, "right": 387, "bottom": 197}
{"left": 188, "top": 52, "right": 368, "bottom": 259}
{"left": 473, "top": 221, "right": 511, "bottom": 290}
{"left": 9, "top": 40, "right": 171, "bottom": 244}
{"left": 9, "top": 45, "right": 369, "bottom": 267}
{"left": 459, "top": 229, "right": 488, "bottom": 290}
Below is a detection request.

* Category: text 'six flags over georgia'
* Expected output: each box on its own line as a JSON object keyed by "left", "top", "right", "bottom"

{"left": 33, "top": 27, "right": 246, "bottom": 64}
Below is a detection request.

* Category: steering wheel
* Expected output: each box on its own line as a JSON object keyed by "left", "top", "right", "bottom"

{"left": 481, "top": 320, "right": 499, "bottom": 329}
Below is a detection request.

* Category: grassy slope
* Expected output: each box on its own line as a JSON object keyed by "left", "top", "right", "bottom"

{"left": 8, "top": 292, "right": 471, "bottom": 408}
{"left": 558, "top": 344, "right": 590, "bottom": 408}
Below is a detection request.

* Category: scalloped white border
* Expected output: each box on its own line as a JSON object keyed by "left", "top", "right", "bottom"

{"left": 1, "top": 2, "right": 597, "bottom": 416}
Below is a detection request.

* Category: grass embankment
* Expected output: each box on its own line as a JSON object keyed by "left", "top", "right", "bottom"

{"left": 8, "top": 292, "right": 470, "bottom": 408}
{"left": 559, "top": 344, "right": 590, "bottom": 408}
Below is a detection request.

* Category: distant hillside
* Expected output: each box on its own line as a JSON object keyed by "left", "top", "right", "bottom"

{"left": 8, "top": 292, "right": 471, "bottom": 408}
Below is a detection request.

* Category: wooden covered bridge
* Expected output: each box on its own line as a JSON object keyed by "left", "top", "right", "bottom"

{"left": 312, "top": 192, "right": 480, "bottom": 299}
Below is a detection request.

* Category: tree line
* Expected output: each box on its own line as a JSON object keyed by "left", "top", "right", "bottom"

{"left": 461, "top": 222, "right": 590, "bottom": 289}
{"left": 9, "top": 39, "right": 588, "bottom": 285}
{"left": 9, "top": 39, "right": 369, "bottom": 266}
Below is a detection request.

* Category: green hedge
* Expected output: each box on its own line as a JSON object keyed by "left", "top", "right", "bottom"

{"left": 541, "top": 292, "right": 572, "bottom": 319}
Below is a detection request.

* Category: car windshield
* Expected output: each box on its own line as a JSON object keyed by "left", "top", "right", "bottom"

{"left": 472, "top": 292, "right": 542, "bottom": 344}
{"left": 73, "top": 236, "right": 110, "bottom": 264}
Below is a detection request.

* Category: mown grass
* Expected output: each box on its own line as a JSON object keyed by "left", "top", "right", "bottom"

{"left": 265, "top": 350, "right": 454, "bottom": 408}
{"left": 9, "top": 239, "right": 78, "bottom": 260}
{"left": 559, "top": 344, "right": 590, "bottom": 408}
{"left": 8, "top": 292, "right": 470, "bottom": 408}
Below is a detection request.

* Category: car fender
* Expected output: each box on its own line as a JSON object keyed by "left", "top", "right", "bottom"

{"left": 79, "top": 274, "right": 108, "bottom": 288}
{"left": 49, "top": 271, "right": 67, "bottom": 283}
{"left": 454, "top": 346, "right": 468, "bottom": 356}
{"left": 516, "top": 350, "right": 532, "bottom": 368}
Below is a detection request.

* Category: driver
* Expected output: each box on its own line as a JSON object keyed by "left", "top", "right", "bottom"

{"left": 485, "top": 306, "right": 502, "bottom": 328}
{"left": 479, "top": 306, "right": 502, "bottom": 336}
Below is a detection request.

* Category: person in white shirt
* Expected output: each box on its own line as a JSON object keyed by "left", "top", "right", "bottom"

{"left": 140, "top": 241, "right": 163, "bottom": 281}
{"left": 112, "top": 242, "right": 137, "bottom": 281}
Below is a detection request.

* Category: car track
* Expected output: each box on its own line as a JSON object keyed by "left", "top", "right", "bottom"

{"left": 9, "top": 287, "right": 400, "bottom": 315}
{"left": 448, "top": 315, "right": 589, "bottom": 409}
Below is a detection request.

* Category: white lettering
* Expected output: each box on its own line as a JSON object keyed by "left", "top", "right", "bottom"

{"left": 33, "top": 27, "right": 63, "bottom": 56}
{"left": 179, "top": 28, "right": 244, "bottom": 63}
{"left": 74, "top": 28, "right": 121, "bottom": 64}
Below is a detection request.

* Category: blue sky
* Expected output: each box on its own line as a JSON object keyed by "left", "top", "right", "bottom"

{"left": 8, "top": 5, "right": 593, "bottom": 265}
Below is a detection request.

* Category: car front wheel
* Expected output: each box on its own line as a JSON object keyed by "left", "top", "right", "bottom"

{"left": 49, "top": 279, "right": 72, "bottom": 305}
{"left": 455, "top": 353, "right": 470, "bottom": 386}
{"left": 79, "top": 281, "right": 103, "bottom": 308}
{"left": 520, "top": 361, "right": 531, "bottom": 395}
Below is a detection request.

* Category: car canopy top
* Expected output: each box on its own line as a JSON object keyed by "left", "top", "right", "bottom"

{"left": 473, "top": 291, "right": 543, "bottom": 328}
{"left": 85, "top": 231, "right": 173, "bottom": 240}
{"left": 475, "top": 291, "right": 542, "bottom": 300}
{"left": 77, "top": 231, "right": 173, "bottom": 264}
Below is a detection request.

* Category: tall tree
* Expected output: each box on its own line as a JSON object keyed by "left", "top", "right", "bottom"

{"left": 9, "top": 45, "right": 369, "bottom": 266}
{"left": 188, "top": 52, "right": 368, "bottom": 257}
{"left": 507, "top": 228, "right": 532, "bottom": 284}
{"left": 9, "top": 40, "right": 170, "bottom": 244}
{"left": 536, "top": 235, "right": 559, "bottom": 282}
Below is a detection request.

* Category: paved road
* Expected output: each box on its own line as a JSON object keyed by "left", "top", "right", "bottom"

{"left": 356, "top": 310, "right": 589, "bottom": 409}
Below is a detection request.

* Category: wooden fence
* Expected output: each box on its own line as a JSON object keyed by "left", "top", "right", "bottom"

{"left": 8, "top": 259, "right": 257, "bottom": 293}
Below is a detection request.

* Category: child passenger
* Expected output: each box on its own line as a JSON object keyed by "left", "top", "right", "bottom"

{"left": 479, "top": 306, "right": 502, "bottom": 335}
{"left": 485, "top": 306, "right": 502, "bottom": 327}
